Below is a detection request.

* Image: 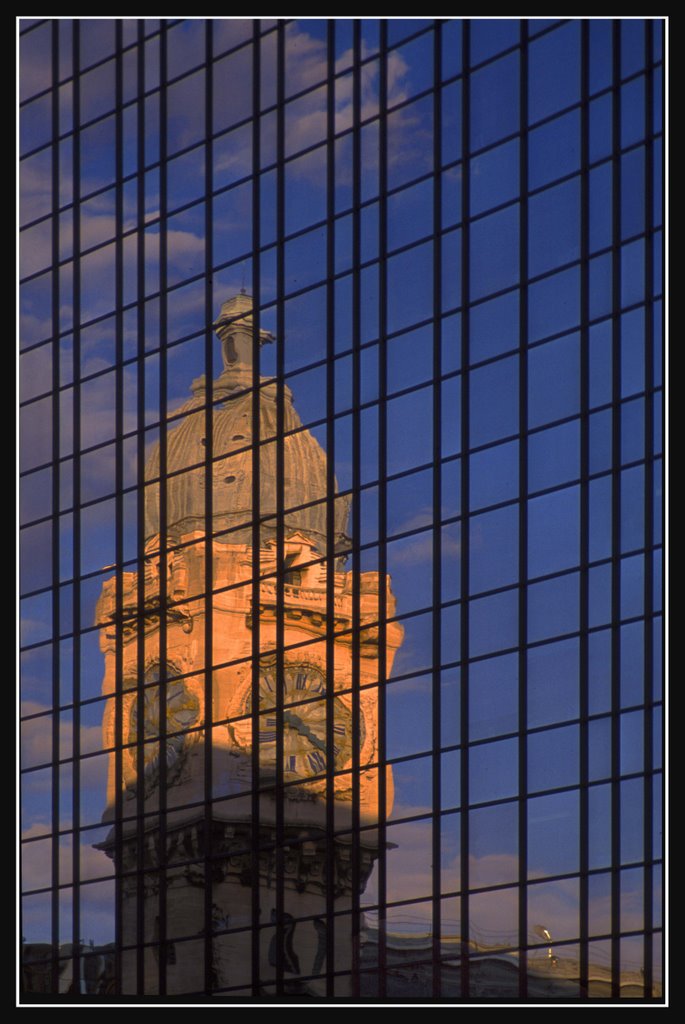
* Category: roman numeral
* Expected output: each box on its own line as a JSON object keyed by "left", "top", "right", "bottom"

{"left": 307, "top": 751, "right": 326, "bottom": 773}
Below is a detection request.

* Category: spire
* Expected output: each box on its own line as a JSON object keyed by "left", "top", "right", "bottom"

{"left": 213, "top": 293, "right": 274, "bottom": 372}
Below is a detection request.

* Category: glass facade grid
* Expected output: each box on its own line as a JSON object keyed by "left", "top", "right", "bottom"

{"left": 20, "top": 18, "right": 664, "bottom": 1003}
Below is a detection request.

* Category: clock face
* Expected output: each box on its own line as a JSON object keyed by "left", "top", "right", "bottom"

{"left": 230, "top": 662, "right": 360, "bottom": 779}
{"left": 128, "top": 669, "right": 200, "bottom": 783}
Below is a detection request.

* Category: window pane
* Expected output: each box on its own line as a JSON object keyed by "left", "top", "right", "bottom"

{"left": 470, "top": 51, "right": 519, "bottom": 150}
{"left": 19, "top": 17, "right": 663, "bottom": 1002}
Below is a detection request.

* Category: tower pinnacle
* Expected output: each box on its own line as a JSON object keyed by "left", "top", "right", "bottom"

{"left": 213, "top": 293, "right": 274, "bottom": 371}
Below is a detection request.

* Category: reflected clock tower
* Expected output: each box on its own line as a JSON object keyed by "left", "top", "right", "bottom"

{"left": 96, "top": 294, "right": 403, "bottom": 995}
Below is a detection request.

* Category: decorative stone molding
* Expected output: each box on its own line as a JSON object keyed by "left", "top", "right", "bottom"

{"left": 105, "top": 820, "right": 378, "bottom": 901}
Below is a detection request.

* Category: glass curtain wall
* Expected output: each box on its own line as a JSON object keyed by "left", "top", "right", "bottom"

{"left": 19, "top": 18, "right": 664, "bottom": 1002}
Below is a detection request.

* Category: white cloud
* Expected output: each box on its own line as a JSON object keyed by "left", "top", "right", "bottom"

{"left": 20, "top": 218, "right": 53, "bottom": 279}
{"left": 20, "top": 19, "right": 428, "bottom": 359}
{"left": 19, "top": 153, "right": 53, "bottom": 226}
{"left": 210, "top": 32, "right": 416, "bottom": 186}
{"left": 20, "top": 25, "right": 52, "bottom": 104}
{"left": 393, "top": 506, "right": 434, "bottom": 535}
{"left": 21, "top": 700, "right": 105, "bottom": 771}
{"left": 361, "top": 802, "right": 655, "bottom": 956}
{"left": 389, "top": 519, "right": 461, "bottom": 568}
{"left": 21, "top": 823, "right": 115, "bottom": 944}
{"left": 19, "top": 311, "right": 53, "bottom": 351}
{"left": 19, "top": 614, "right": 52, "bottom": 647}
{"left": 22, "top": 821, "right": 113, "bottom": 884}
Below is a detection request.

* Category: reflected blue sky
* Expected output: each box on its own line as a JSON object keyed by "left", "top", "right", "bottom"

{"left": 20, "top": 18, "right": 662, "bottom": 989}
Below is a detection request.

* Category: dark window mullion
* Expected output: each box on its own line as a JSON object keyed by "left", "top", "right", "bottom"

{"left": 19, "top": 17, "right": 48, "bottom": 36}
{"left": 377, "top": 13, "right": 390, "bottom": 1004}
{"left": 324, "top": 17, "right": 336, "bottom": 1000}
{"left": 19, "top": 16, "right": 663, "bottom": 1003}
{"left": 430, "top": 18, "right": 443, "bottom": 1000}
{"left": 579, "top": 17, "right": 591, "bottom": 1000}
{"left": 19, "top": 526, "right": 665, "bottom": 670}
{"left": 274, "top": 18, "right": 286, "bottom": 998}
{"left": 642, "top": 16, "right": 656, "bottom": 1000}
{"left": 49, "top": 17, "right": 61, "bottom": 996}
{"left": 202, "top": 17, "right": 215, "bottom": 998}
{"left": 157, "top": 19, "right": 169, "bottom": 998}
{"left": 20, "top": 165, "right": 666, "bottom": 371}
{"left": 517, "top": 17, "right": 530, "bottom": 999}
{"left": 250, "top": 17, "right": 262, "bottom": 1000}
{"left": 113, "top": 16, "right": 126, "bottom": 998}
{"left": 350, "top": 17, "right": 364, "bottom": 998}
{"left": 134, "top": 17, "right": 147, "bottom": 998}
{"left": 20, "top": 102, "right": 667, "bottom": 304}
{"left": 19, "top": 98, "right": 666, "bottom": 248}
{"left": 70, "top": 17, "right": 82, "bottom": 993}
{"left": 19, "top": 336, "right": 665, "bottom": 524}
{"left": 459, "top": 18, "right": 471, "bottom": 1001}
{"left": 610, "top": 19, "right": 623, "bottom": 1000}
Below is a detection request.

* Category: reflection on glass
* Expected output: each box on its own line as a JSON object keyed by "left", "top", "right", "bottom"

{"left": 19, "top": 17, "right": 662, "bottom": 1003}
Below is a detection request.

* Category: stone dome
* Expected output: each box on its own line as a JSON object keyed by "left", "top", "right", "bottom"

{"left": 144, "top": 296, "right": 350, "bottom": 555}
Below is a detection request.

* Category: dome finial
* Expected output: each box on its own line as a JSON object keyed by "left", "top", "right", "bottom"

{"left": 213, "top": 294, "right": 274, "bottom": 371}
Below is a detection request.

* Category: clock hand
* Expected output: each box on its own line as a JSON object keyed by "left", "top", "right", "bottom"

{"left": 282, "top": 710, "right": 327, "bottom": 753}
